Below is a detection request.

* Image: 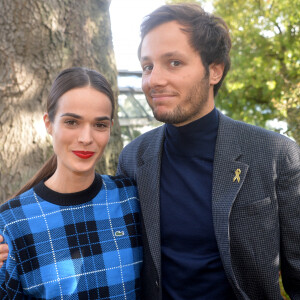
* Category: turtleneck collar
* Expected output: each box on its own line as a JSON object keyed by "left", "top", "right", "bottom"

{"left": 164, "top": 107, "right": 219, "bottom": 157}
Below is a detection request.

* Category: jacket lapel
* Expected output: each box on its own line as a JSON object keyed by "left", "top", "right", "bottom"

{"left": 212, "top": 112, "right": 249, "bottom": 296}
{"left": 137, "top": 126, "right": 165, "bottom": 279}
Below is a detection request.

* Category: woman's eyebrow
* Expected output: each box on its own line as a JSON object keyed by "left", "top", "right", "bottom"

{"left": 60, "top": 113, "right": 111, "bottom": 121}
{"left": 60, "top": 112, "right": 82, "bottom": 119}
{"left": 95, "top": 116, "right": 111, "bottom": 121}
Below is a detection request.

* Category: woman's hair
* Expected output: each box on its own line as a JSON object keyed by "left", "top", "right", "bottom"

{"left": 11, "top": 67, "right": 115, "bottom": 198}
{"left": 138, "top": 3, "right": 231, "bottom": 96}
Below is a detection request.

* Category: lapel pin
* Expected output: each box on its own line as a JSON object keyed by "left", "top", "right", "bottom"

{"left": 233, "top": 168, "right": 241, "bottom": 183}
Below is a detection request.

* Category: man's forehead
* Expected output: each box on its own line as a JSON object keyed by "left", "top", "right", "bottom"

{"left": 138, "top": 20, "right": 189, "bottom": 59}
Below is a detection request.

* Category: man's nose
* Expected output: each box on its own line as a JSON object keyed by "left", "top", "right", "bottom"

{"left": 147, "top": 66, "right": 168, "bottom": 88}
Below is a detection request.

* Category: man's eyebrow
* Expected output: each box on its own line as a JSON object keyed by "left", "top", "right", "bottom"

{"left": 140, "top": 56, "right": 150, "bottom": 63}
{"left": 140, "top": 51, "right": 184, "bottom": 62}
{"left": 60, "top": 113, "right": 111, "bottom": 121}
{"left": 162, "top": 51, "right": 183, "bottom": 58}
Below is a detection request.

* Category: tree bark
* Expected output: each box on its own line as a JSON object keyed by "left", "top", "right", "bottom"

{"left": 0, "top": 0, "right": 122, "bottom": 203}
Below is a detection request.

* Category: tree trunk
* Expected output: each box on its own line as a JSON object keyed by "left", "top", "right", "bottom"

{"left": 0, "top": 0, "right": 122, "bottom": 203}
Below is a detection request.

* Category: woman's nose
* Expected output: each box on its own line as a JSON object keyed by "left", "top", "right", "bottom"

{"left": 78, "top": 126, "right": 93, "bottom": 145}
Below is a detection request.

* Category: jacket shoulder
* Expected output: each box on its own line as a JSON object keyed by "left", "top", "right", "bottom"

{"left": 123, "top": 125, "right": 164, "bottom": 152}
{"left": 218, "top": 112, "right": 300, "bottom": 169}
{"left": 219, "top": 112, "right": 298, "bottom": 149}
{"left": 117, "top": 125, "right": 165, "bottom": 177}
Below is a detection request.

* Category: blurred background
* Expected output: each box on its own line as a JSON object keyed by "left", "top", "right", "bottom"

{"left": 0, "top": 0, "right": 299, "bottom": 204}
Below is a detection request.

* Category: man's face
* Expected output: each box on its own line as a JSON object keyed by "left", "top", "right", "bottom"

{"left": 140, "top": 21, "right": 215, "bottom": 126}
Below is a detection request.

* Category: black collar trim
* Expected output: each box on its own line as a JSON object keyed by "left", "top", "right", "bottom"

{"left": 33, "top": 173, "right": 102, "bottom": 206}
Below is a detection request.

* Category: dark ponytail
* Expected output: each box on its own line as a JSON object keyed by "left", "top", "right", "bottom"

{"left": 12, "top": 154, "right": 57, "bottom": 198}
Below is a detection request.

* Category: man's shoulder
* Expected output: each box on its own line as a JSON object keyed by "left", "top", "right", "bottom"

{"left": 117, "top": 125, "right": 165, "bottom": 176}
{"left": 219, "top": 111, "right": 296, "bottom": 147}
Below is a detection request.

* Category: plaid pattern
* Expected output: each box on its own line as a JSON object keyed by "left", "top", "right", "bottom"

{"left": 0, "top": 174, "right": 142, "bottom": 299}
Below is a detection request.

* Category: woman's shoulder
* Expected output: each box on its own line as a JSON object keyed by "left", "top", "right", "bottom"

{"left": 98, "top": 174, "right": 137, "bottom": 188}
{"left": 0, "top": 188, "right": 36, "bottom": 214}
{"left": 97, "top": 174, "right": 138, "bottom": 203}
{"left": 0, "top": 188, "right": 37, "bottom": 233}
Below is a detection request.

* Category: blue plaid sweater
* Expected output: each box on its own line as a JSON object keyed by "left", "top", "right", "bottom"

{"left": 0, "top": 174, "right": 142, "bottom": 299}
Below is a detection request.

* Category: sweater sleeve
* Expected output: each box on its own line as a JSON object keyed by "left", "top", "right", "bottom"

{"left": 0, "top": 226, "right": 24, "bottom": 299}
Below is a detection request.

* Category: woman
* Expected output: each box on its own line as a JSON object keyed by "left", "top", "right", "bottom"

{"left": 0, "top": 67, "right": 142, "bottom": 299}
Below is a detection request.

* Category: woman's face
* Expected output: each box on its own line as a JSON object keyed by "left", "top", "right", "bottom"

{"left": 44, "top": 86, "right": 113, "bottom": 177}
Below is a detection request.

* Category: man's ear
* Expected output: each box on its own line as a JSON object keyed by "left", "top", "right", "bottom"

{"left": 43, "top": 113, "right": 52, "bottom": 135}
{"left": 209, "top": 63, "right": 224, "bottom": 85}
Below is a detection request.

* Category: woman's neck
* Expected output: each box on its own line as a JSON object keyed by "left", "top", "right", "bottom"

{"left": 44, "top": 169, "right": 95, "bottom": 193}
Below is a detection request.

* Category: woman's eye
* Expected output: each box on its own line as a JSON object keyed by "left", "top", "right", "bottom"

{"left": 95, "top": 123, "right": 109, "bottom": 130}
{"left": 64, "top": 120, "right": 78, "bottom": 126}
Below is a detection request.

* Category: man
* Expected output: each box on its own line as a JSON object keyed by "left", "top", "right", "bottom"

{"left": 117, "top": 3, "right": 300, "bottom": 300}
{"left": 1, "top": 3, "right": 300, "bottom": 299}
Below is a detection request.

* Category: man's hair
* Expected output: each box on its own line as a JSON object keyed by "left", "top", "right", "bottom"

{"left": 138, "top": 3, "right": 231, "bottom": 96}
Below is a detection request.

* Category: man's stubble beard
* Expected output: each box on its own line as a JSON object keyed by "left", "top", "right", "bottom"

{"left": 147, "top": 74, "right": 210, "bottom": 125}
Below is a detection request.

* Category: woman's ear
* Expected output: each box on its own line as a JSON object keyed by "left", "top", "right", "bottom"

{"left": 43, "top": 113, "right": 52, "bottom": 135}
{"left": 209, "top": 63, "right": 224, "bottom": 85}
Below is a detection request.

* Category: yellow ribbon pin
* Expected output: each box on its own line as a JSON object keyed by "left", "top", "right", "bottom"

{"left": 233, "top": 169, "right": 241, "bottom": 183}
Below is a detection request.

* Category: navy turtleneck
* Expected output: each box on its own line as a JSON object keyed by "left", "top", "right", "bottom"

{"left": 160, "top": 108, "right": 235, "bottom": 299}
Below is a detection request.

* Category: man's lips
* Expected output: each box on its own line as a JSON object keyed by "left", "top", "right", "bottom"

{"left": 150, "top": 93, "right": 176, "bottom": 101}
{"left": 72, "top": 151, "right": 95, "bottom": 159}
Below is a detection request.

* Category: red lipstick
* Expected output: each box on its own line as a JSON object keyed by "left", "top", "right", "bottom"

{"left": 72, "top": 151, "right": 95, "bottom": 159}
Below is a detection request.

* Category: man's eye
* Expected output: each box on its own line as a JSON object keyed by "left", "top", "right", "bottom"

{"left": 142, "top": 65, "right": 153, "bottom": 72}
{"left": 170, "top": 60, "right": 181, "bottom": 67}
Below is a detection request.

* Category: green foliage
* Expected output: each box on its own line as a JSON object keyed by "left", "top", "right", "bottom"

{"left": 169, "top": 0, "right": 300, "bottom": 143}
{"left": 280, "top": 272, "right": 290, "bottom": 300}
{"left": 214, "top": 0, "right": 299, "bottom": 138}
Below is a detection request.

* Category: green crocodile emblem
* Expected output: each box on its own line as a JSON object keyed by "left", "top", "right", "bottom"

{"left": 115, "top": 231, "right": 125, "bottom": 237}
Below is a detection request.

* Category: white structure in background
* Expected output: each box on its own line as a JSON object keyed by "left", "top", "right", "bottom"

{"left": 117, "top": 70, "right": 161, "bottom": 145}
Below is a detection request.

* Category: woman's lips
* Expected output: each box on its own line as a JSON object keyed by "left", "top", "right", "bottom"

{"left": 72, "top": 151, "right": 95, "bottom": 159}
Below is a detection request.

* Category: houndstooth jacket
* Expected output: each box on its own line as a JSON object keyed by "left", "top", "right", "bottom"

{"left": 117, "top": 110, "right": 300, "bottom": 300}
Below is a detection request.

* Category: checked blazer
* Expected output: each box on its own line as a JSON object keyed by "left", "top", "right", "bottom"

{"left": 117, "top": 110, "right": 300, "bottom": 300}
{"left": 0, "top": 174, "right": 142, "bottom": 299}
